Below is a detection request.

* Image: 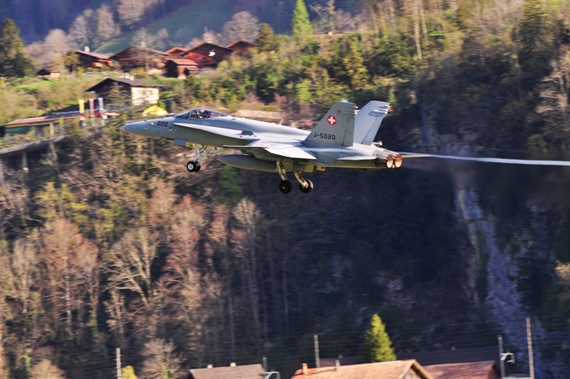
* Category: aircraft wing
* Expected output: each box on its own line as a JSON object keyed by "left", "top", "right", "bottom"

{"left": 223, "top": 142, "right": 317, "bottom": 160}
{"left": 173, "top": 122, "right": 258, "bottom": 140}
{"left": 399, "top": 152, "right": 570, "bottom": 166}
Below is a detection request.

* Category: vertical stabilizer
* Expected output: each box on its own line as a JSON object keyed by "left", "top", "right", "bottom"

{"left": 354, "top": 101, "right": 390, "bottom": 145}
{"left": 304, "top": 101, "right": 357, "bottom": 146}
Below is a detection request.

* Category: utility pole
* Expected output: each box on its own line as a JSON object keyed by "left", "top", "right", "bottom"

{"left": 116, "top": 347, "right": 122, "bottom": 379}
{"left": 526, "top": 318, "right": 535, "bottom": 379}
{"left": 314, "top": 334, "right": 320, "bottom": 368}
{"left": 498, "top": 335, "right": 505, "bottom": 379}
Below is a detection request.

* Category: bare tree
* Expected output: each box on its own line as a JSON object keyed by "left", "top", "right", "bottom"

{"left": 69, "top": 9, "right": 96, "bottom": 49}
{"left": 232, "top": 198, "right": 262, "bottom": 342}
{"left": 104, "top": 289, "right": 127, "bottom": 347}
{"left": 220, "top": 11, "right": 261, "bottom": 45}
{"left": 117, "top": 0, "right": 146, "bottom": 28}
{"left": 557, "top": 262, "right": 570, "bottom": 299}
{"left": 97, "top": 5, "right": 120, "bottom": 43}
{"left": 107, "top": 228, "right": 159, "bottom": 310}
{"left": 140, "top": 339, "right": 184, "bottom": 379}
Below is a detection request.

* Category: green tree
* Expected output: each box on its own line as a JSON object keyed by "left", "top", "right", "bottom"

{"left": 122, "top": 365, "right": 138, "bottom": 379}
{"left": 344, "top": 40, "right": 368, "bottom": 89}
{"left": 363, "top": 313, "right": 396, "bottom": 362}
{"left": 258, "top": 23, "right": 278, "bottom": 52}
{"left": 0, "top": 19, "right": 34, "bottom": 77}
{"left": 291, "top": 0, "right": 313, "bottom": 41}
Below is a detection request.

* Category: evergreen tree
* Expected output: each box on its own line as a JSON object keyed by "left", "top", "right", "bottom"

{"left": 258, "top": 23, "right": 278, "bottom": 53}
{"left": 291, "top": 0, "right": 313, "bottom": 41}
{"left": 0, "top": 19, "right": 34, "bottom": 77}
{"left": 363, "top": 314, "right": 396, "bottom": 362}
{"left": 344, "top": 40, "right": 368, "bottom": 89}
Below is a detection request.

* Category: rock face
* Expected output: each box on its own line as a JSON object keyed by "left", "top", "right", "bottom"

{"left": 453, "top": 179, "right": 569, "bottom": 379}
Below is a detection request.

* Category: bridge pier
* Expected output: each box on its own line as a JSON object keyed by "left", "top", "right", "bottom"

{"left": 22, "top": 151, "right": 28, "bottom": 173}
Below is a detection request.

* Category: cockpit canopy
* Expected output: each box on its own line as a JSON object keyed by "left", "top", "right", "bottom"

{"left": 175, "top": 108, "right": 229, "bottom": 119}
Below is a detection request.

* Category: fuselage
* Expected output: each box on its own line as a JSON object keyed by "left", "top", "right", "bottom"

{"left": 121, "top": 110, "right": 400, "bottom": 170}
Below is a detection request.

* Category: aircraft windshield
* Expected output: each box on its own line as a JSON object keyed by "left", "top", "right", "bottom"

{"left": 175, "top": 109, "right": 228, "bottom": 119}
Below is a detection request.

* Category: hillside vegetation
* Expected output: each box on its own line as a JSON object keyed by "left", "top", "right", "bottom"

{"left": 1, "top": 0, "right": 570, "bottom": 378}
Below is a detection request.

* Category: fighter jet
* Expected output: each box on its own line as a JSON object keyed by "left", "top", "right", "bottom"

{"left": 121, "top": 101, "right": 570, "bottom": 194}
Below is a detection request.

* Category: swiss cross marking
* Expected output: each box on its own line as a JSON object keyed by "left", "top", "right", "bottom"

{"left": 327, "top": 115, "right": 337, "bottom": 126}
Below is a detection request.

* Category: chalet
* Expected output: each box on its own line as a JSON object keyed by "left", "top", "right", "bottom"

{"left": 424, "top": 361, "right": 500, "bottom": 379}
{"left": 183, "top": 42, "right": 233, "bottom": 69}
{"left": 74, "top": 48, "right": 111, "bottom": 69}
{"left": 165, "top": 58, "right": 199, "bottom": 79}
{"left": 291, "top": 360, "right": 433, "bottom": 379}
{"left": 165, "top": 46, "right": 187, "bottom": 56}
{"left": 189, "top": 363, "right": 265, "bottom": 379}
{"left": 226, "top": 40, "right": 257, "bottom": 56}
{"left": 110, "top": 46, "right": 169, "bottom": 72}
{"left": 86, "top": 77, "right": 163, "bottom": 106}
{"left": 37, "top": 68, "right": 60, "bottom": 80}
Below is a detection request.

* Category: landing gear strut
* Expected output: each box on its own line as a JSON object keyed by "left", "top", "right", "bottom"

{"left": 294, "top": 171, "right": 313, "bottom": 194}
{"left": 276, "top": 161, "right": 292, "bottom": 194}
{"left": 276, "top": 162, "right": 314, "bottom": 194}
{"left": 184, "top": 145, "right": 224, "bottom": 173}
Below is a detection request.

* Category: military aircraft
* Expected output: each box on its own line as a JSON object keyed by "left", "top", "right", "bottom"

{"left": 121, "top": 101, "right": 570, "bottom": 194}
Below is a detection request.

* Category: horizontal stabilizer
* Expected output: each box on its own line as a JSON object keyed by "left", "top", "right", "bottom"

{"left": 336, "top": 156, "right": 376, "bottom": 161}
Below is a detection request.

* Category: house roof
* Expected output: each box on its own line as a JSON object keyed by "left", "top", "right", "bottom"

{"left": 166, "top": 58, "right": 198, "bottom": 66}
{"left": 398, "top": 347, "right": 499, "bottom": 366}
{"left": 186, "top": 42, "right": 233, "bottom": 54}
{"left": 189, "top": 364, "right": 265, "bottom": 379}
{"left": 86, "top": 77, "right": 163, "bottom": 92}
{"left": 165, "top": 47, "right": 187, "bottom": 55}
{"left": 226, "top": 40, "right": 257, "bottom": 49}
{"left": 76, "top": 50, "right": 111, "bottom": 60}
{"left": 110, "top": 46, "right": 169, "bottom": 59}
{"left": 292, "top": 360, "right": 433, "bottom": 379}
{"left": 424, "top": 361, "right": 498, "bottom": 379}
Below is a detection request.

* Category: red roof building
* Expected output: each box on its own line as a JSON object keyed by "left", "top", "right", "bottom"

{"left": 74, "top": 48, "right": 112, "bottom": 69}
{"left": 182, "top": 42, "right": 233, "bottom": 68}
{"left": 424, "top": 361, "right": 500, "bottom": 379}
{"left": 291, "top": 360, "right": 433, "bottom": 379}
{"left": 110, "top": 46, "right": 169, "bottom": 71}
{"left": 165, "top": 47, "right": 187, "bottom": 56}
{"left": 189, "top": 363, "right": 265, "bottom": 379}
{"left": 226, "top": 40, "right": 257, "bottom": 56}
{"left": 165, "top": 58, "right": 199, "bottom": 79}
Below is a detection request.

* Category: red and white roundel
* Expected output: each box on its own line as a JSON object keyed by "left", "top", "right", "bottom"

{"left": 327, "top": 115, "right": 337, "bottom": 126}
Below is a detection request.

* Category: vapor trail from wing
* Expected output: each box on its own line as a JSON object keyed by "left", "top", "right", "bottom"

{"left": 400, "top": 153, "right": 570, "bottom": 166}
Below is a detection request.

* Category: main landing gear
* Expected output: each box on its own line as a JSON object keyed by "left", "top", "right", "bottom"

{"left": 276, "top": 162, "right": 313, "bottom": 194}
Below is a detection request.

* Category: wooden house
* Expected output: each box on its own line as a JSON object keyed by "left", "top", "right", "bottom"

{"left": 165, "top": 47, "right": 187, "bottom": 56}
{"left": 74, "top": 48, "right": 111, "bottom": 69}
{"left": 110, "top": 46, "right": 169, "bottom": 72}
{"left": 183, "top": 42, "right": 233, "bottom": 69}
{"left": 226, "top": 40, "right": 257, "bottom": 56}
{"left": 86, "top": 77, "right": 163, "bottom": 106}
{"left": 189, "top": 363, "right": 265, "bottom": 379}
{"left": 424, "top": 361, "right": 500, "bottom": 379}
{"left": 291, "top": 360, "right": 433, "bottom": 379}
{"left": 165, "top": 58, "right": 199, "bottom": 79}
{"left": 37, "top": 68, "right": 60, "bottom": 80}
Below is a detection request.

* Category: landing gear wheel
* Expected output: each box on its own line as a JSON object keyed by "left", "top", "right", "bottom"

{"left": 186, "top": 161, "right": 200, "bottom": 172}
{"left": 299, "top": 179, "right": 314, "bottom": 194}
{"left": 278, "top": 180, "right": 293, "bottom": 194}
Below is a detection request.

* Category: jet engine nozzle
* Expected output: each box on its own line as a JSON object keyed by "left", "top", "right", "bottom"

{"left": 394, "top": 154, "right": 403, "bottom": 168}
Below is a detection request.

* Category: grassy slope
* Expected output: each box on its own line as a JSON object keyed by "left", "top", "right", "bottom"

{"left": 95, "top": 0, "right": 234, "bottom": 54}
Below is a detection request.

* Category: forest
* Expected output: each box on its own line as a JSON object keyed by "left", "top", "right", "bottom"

{"left": 1, "top": 0, "right": 570, "bottom": 378}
